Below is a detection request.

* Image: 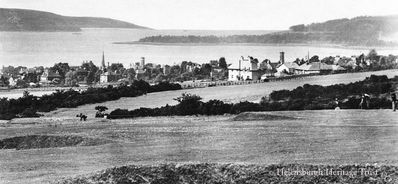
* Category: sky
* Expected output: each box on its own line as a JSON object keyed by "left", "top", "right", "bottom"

{"left": 1, "top": 0, "right": 398, "bottom": 30}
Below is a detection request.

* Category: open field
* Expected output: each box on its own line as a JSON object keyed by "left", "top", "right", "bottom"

{"left": 1, "top": 70, "right": 398, "bottom": 183}
{"left": 1, "top": 110, "right": 398, "bottom": 183}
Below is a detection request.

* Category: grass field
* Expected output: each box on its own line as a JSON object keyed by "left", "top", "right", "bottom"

{"left": 1, "top": 110, "right": 398, "bottom": 183}
{"left": 2, "top": 70, "right": 398, "bottom": 183}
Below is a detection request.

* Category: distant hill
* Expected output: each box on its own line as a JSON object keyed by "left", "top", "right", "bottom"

{"left": 0, "top": 8, "right": 150, "bottom": 31}
{"left": 137, "top": 16, "right": 398, "bottom": 46}
{"left": 289, "top": 15, "right": 398, "bottom": 45}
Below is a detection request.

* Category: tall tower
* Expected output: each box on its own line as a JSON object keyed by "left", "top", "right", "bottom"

{"left": 279, "top": 51, "right": 285, "bottom": 64}
{"left": 101, "top": 51, "right": 106, "bottom": 70}
{"left": 140, "top": 57, "right": 145, "bottom": 67}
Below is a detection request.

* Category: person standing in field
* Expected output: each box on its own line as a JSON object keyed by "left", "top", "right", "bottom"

{"left": 359, "top": 94, "right": 370, "bottom": 109}
{"left": 334, "top": 98, "right": 340, "bottom": 110}
{"left": 391, "top": 92, "right": 397, "bottom": 111}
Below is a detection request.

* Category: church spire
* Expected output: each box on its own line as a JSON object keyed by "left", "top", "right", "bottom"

{"left": 101, "top": 51, "right": 106, "bottom": 69}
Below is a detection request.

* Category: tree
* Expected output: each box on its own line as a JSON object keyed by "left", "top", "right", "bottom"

{"left": 16, "top": 79, "right": 28, "bottom": 88}
{"left": 0, "top": 75, "right": 9, "bottom": 86}
{"left": 65, "top": 70, "right": 78, "bottom": 86}
{"left": 356, "top": 54, "right": 366, "bottom": 66}
{"left": 174, "top": 93, "right": 202, "bottom": 103}
{"left": 154, "top": 73, "right": 165, "bottom": 83}
{"left": 321, "top": 56, "right": 334, "bottom": 65}
{"left": 293, "top": 58, "right": 302, "bottom": 65}
{"left": 109, "top": 63, "right": 125, "bottom": 74}
{"left": 180, "top": 61, "right": 188, "bottom": 73}
{"left": 81, "top": 61, "right": 98, "bottom": 84}
{"left": 95, "top": 105, "right": 108, "bottom": 118}
{"left": 200, "top": 63, "right": 212, "bottom": 76}
{"left": 367, "top": 49, "right": 379, "bottom": 61}
{"left": 219, "top": 57, "right": 227, "bottom": 69}
{"left": 309, "top": 55, "right": 320, "bottom": 63}
{"left": 169, "top": 65, "right": 181, "bottom": 77}
{"left": 95, "top": 106, "right": 108, "bottom": 112}
{"left": 1, "top": 66, "right": 18, "bottom": 78}
{"left": 173, "top": 93, "right": 203, "bottom": 115}
{"left": 289, "top": 24, "right": 307, "bottom": 32}
{"left": 20, "top": 107, "right": 40, "bottom": 118}
{"left": 123, "top": 68, "right": 136, "bottom": 81}
{"left": 50, "top": 62, "right": 70, "bottom": 80}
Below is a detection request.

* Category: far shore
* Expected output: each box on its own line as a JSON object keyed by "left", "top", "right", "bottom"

{"left": 113, "top": 41, "right": 398, "bottom": 50}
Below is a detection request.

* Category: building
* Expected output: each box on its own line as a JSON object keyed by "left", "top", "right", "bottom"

{"left": 228, "top": 56, "right": 268, "bottom": 81}
{"left": 100, "top": 71, "right": 122, "bottom": 83}
{"left": 276, "top": 62, "right": 299, "bottom": 74}
{"left": 295, "top": 62, "right": 333, "bottom": 75}
{"left": 162, "top": 65, "right": 171, "bottom": 75}
{"left": 331, "top": 65, "right": 347, "bottom": 73}
{"left": 8, "top": 77, "right": 16, "bottom": 87}
{"left": 135, "top": 57, "right": 146, "bottom": 80}
{"left": 273, "top": 52, "right": 300, "bottom": 77}
{"left": 98, "top": 52, "right": 124, "bottom": 83}
{"left": 186, "top": 62, "right": 201, "bottom": 73}
{"left": 40, "top": 69, "right": 62, "bottom": 84}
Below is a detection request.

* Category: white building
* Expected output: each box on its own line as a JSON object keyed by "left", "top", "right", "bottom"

{"left": 8, "top": 77, "right": 16, "bottom": 87}
{"left": 276, "top": 62, "right": 299, "bottom": 74}
{"left": 228, "top": 56, "right": 264, "bottom": 81}
{"left": 100, "top": 71, "right": 122, "bottom": 83}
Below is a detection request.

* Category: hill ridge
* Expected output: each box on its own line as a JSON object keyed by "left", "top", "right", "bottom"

{"left": 0, "top": 8, "right": 150, "bottom": 31}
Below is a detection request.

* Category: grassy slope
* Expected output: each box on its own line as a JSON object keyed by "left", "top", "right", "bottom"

{"left": 57, "top": 163, "right": 398, "bottom": 184}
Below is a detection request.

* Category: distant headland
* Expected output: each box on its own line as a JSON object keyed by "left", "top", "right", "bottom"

{"left": 0, "top": 8, "right": 151, "bottom": 32}
{"left": 133, "top": 16, "right": 398, "bottom": 46}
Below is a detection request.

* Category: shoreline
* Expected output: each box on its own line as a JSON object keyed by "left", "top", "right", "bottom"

{"left": 113, "top": 41, "right": 398, "bottom": 50}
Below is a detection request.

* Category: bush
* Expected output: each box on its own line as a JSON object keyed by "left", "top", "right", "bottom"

{"left": 19, "top": 107, "right": 41, "bottom": 118}
{"left": 201, "top": 100, "right": 232, "bottom": 115}
{"left": 174, "top": 93, "right": 203, "bottom": 115}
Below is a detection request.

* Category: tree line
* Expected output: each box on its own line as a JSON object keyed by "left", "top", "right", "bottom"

{"left": 0, "top": 80, "right": 181, "bottom": 120}
{"left": 108, "top": 75, "right": 395, "bottom": 119}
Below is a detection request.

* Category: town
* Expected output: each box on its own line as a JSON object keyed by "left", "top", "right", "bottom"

{"left": 0, "top": 49, "right": 397, "bottom": 89}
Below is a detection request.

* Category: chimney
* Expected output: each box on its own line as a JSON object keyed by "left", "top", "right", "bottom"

{"left": 280, "top": 52, "right": 285, "bottom": 64}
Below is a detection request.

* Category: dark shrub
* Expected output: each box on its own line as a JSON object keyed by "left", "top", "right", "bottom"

{"left": 174, "top": 93, "right": 203, "bottom": 115}
{"left": 108, "top": 108, "right": 130, "bottom": 119}
{"left": 231, "top": 101, "right": 263, "bottom": 114}
{"left": 19, "top": 107, "right": 40, "bottom": 118}
{"left": 202, "top": 100, "right": 233, "bottom": 115}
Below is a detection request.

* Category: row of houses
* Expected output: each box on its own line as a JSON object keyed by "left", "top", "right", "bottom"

{"left": 227, "top": 52, "right": 347, "bottom": 81}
